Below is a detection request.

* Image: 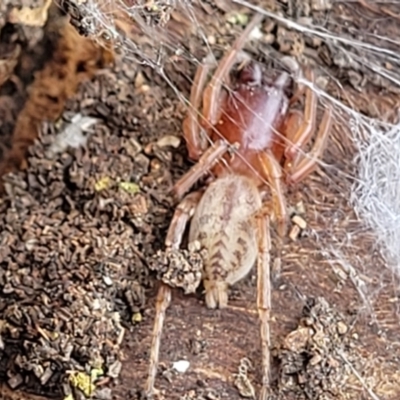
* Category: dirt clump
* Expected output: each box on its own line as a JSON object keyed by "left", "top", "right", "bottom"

{"left": 275, "top": 297, "right": 363, "bottom": 400}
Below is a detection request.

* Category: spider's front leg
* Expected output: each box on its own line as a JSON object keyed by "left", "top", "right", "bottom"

{"left": 173, "top": 139, "right": 229, "bottom": 199}
{"left": 145, "top": 191, "right": 202, "bottom": 398}
{"left": 284, "top": 68, "right": 318, "bottom": 165}
{"left": 182, "top": 14, "right": 263, "bottom": 167}
{"left": 257, "top": 150, "right": 288, "bottom": 237}
{"left": 183, "top": 54, "right": 215, "bottom": 161}
{"left": 283, "top": 68, "right": 333, "bottom": 184}
{"left": 202, "top": 13, "right": 264, "bottom": 127}
{"left": 255, "top": 209, "right": 272, "bottom": 400}
{"left": 286, "top": 105, "right": 332, "bottom": 185}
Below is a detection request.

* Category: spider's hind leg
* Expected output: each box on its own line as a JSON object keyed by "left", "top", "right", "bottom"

{"left": 145, "top": 191, "right": 202, "bottom": 398}
{"left": 255, "top": 210, "right": 272, "bottom": 400}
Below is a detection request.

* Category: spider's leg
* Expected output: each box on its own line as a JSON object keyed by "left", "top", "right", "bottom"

{"left": 280, "top": 56, "right": 305, "bottom": 106}
{"left": 272, "top": 110, "right": 302, "bottom": 162}
{"left": 283, "top": 68, "right": 318, "bottom": 164}
{"left": 173, "top": 139, "right": 229, "bottom": 200}
{"left": 286, "top": 105, "right": 332, "bottom": 185}
{"left": 145, "top": 283, "right": 171, "bottom": 399}
{"left": 255, "top": 210, "right": 272, "bottom": 400}
{"left": 258, "top": 150, "right": 288, "bottom": 237}
{"left": 202, "top": 13, "right": 264, "bottom": 127}
{"left": 145, "top": 191, "right": 202, "bottom": 398}
{"left": 357, "top": 0, "right": 400, "bottom": 20}
{"left": 183, "top": 54, "right": 215, "bottom": 161}
{"left": 282, "top": 110, "right": 303, "bottom": 143}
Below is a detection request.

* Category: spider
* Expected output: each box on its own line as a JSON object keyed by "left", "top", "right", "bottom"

{"left": 144, "top": 13, "right": 332, "bottom": 400}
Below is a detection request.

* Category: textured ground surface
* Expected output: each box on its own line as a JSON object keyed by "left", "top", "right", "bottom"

{"left": 0, "top": 0, "right": 400, "bottom": 399}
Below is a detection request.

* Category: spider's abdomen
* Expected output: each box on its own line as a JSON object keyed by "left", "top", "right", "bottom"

{"left": 188, "top": 174, "right": 262, "bottom": 309}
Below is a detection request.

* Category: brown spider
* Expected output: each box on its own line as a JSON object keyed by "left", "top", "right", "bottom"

{"left": 145, "top": 13, "right": 332, "bottom": 400}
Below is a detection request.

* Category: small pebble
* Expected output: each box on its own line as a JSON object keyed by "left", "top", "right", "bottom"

{"left": 337, "top": 321, "right": 348, "bottom": 335}
{"left": 107, "top": 360, "right": 122, "bottom": 378}
{"left": 289, "top": 224, "right": 301, "bottom": 241}
{"left": 309, "top": 354, "right": 322, "bottom": 366}
{"left": 172, "top": 360, "right": 190, "bottom": 373}
{"left": 292, "top": 215, "right": 307, "bottom": 230}
{"left": 103, "top": 276, "right": 113, "bottom": 286}
{"left": 207, "top": 35, "right": 216, "bottom": 45}
{"left": 316, "top": 75, "right": 329, "bottom": 90}
{"left": 295, "top": 201, "right": 306, "bottom": 214}
{"left": 134, "top": 72, "right": 145, "bottom": 88}
{"left": 249, "top": 26, "right": 263, "bottom": 40}
{"left": 156, "top": 135, "right": 181, "bottom": 148}
{"left": 264, "top": 33, "right": 275, "bottom": 44}
{"left": 311, "top": 0, "right": 332, "bottom": 11}
{"left": 8, "top": 373, "right": 23, "bottom": 389}
{"left": 132, "top": 312, "right": 142, "bottom": 323}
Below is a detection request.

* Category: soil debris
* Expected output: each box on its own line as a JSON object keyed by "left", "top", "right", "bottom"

{"left": 233, "top": 358, "right": 256, "bottom": 399}
{"left": 274, "top": 297, "right": 365, "bottom": 400}
{"left": 0, "top": 44, "right": 20, "bottom": 88}
{"left": 0, "top": 16, "right": 183, "bottom": 393}
{"left": 0, "top": 4, "right": 113, "bottom": 193}
{"left": 0, "top": 121, "right": 151, "bottom": 397}
{"left": 8, "top": 0, "right": 53, "bottom": 27}
{"left": 45, "top": 113, "right": 99, "bottom": 158}
{"left": 288, "top": 224, "right": 301, "bottom": 242}
{"left": 291, "top": 215, "right": 307, "bottom": 230}
{"left": 148, "top": 242, "right": 206, "bottom": 295}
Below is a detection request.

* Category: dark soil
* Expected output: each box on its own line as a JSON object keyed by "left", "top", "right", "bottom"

{"left": 0, "top": 1, "right": 400, "bottom": 400}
